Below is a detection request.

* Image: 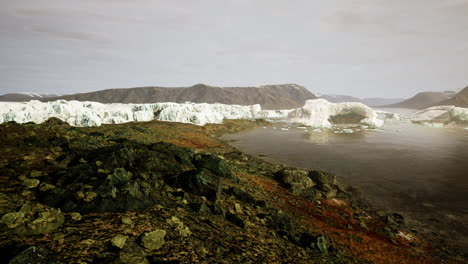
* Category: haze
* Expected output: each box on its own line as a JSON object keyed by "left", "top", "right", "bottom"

{"left": 1, "top": 0, "right": 467, "bottom": 98}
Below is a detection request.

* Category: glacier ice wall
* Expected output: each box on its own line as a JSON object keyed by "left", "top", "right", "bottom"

{"left": 287, "top": 99, "right": 384, "bottom": 128}
{"left": 0, "top": 100, "right": 261, "bottom": 127}
{"left": 411, "top": 105, "right": 468, "bottom": 127}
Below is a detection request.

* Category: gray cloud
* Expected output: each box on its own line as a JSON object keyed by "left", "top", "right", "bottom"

{"left": 0, "top": 0, "right": 467, "bottom": 98}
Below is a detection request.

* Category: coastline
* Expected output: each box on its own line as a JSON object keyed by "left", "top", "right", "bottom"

{"left": 0, "top": 119, "right": 463, "bottom": 263}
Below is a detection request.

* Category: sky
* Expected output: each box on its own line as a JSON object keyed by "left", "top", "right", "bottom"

{"left": 0, "top": 0, "right": 467, "bottom": 98}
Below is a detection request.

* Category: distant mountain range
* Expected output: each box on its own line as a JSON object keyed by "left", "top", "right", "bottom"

{"left": 0, "top": 84, "right": 317, "bottom": 110}
{"left": 382, "top": 90, "right": 459, "bottom": 109}
{"left": 0, "top": 93, "right": 62, "bottom": 102}
{"left": 318, "top": 94, "right": 404, "bottom": 106}
{"left": 437, "top": 86, "right": 468, "bottom": 108}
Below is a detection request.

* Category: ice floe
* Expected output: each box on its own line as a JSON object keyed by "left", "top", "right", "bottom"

{"left": 411, "top": 105, "right": 468, "bottom": 127}
{"left": 287, "top": 99, "right": 384, "bottom": 128}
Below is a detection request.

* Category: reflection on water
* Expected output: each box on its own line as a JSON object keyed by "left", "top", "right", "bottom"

{"left": 224, "top": 110, "right": 468, "bottom": 254}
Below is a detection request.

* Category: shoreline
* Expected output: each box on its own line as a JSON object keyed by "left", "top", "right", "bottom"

{"left": 0, "top": 119, "right": 463, "bottom": 263}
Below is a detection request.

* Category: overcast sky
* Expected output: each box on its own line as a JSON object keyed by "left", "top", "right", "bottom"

{"left": 0, "top": 0, "right": 467, "bottom": 98}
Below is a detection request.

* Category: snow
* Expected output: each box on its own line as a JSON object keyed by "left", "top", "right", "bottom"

{"left": 0, "top": 100, "right": 261, "bottom": 127}
{"left": 287, "top": 99, "right": 384, "bottom": 128}
{"left": 411, "top": 105, "right": 468, "bottom": 127}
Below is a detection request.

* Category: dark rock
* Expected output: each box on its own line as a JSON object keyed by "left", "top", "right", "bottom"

{"left": 43, "top": 117, "right": 69, "bottom": 126}
{"left": 193, "top": 154, "right": 237, "bottom": 181}
{"left": 295, "top": 231, "right": 321, "bottom": 248}
{"left": 268, "top": 210, "right": 293, "bottom": 235}
{"left": 189, "top": 202, "right": 213, "bottom": 216}
{"left": 39, "top": 141, "right": 233, "bottom": 212}
{"left": 226, "top": 187, "right": 256, "bottom": 205}
{"left": 225, "top": 212, "right": 245, "bottom": 228}
{"left": 171, "top": 169, "right": 221, "bottom": 202}
{"left": 308, "top": 171, "right": 336, "bottom": 185}
{"left": 300, "top": 187, "right": 323, "bottom": 201}
{"left": 275, "top": 167, "right": 315, "bottom": 194}
{"left": 8, "top": 246, "right": 64, "bottom": 264}
{"left": 118, "top": 241, "right": 149, "bottom": 264}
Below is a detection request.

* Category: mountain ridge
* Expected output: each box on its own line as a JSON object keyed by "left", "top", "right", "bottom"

{"left": 19, "top": 84, "right": 318, "bottom": 110}
{"left": 436, "top": 86, "right": 468, "bottom": 107}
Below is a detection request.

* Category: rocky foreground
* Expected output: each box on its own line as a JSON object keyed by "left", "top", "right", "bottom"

{"left": 0, "top": 119, "right": 463, "bottom": 263}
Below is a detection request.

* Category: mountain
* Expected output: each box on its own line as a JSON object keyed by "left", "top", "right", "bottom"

{"left": 42, "top": 84, "right": 317, "bottom": 110}
{"left": 319, "top": 94, "right": 404, "bottom": 106}
{"left": 382, "top": 91, "right": 457, "bottom": 109}
{"left": 0, "top": 93, "right": 62, "bottom": 102}
{"left": 436, "top": 86, "right": 468, "bottom": 107}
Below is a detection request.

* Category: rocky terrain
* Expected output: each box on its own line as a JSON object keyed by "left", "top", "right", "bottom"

{"left": 382, "top": 91, "right": 457, "bottom": 109}
{"left": 437, "top": 86, "right": 468, "bottom": 108}
{"left": 0, "top": 119, "right": 463, "bottom": 263}
{"left": 33, "top": 84, "right": 317, "bottom": 110}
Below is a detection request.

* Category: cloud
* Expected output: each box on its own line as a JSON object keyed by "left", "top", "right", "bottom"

{"left": 27, "top": 25, "right": 104, "bottom": 42}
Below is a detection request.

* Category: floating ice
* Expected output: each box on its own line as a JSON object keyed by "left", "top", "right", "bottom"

{"left": 257, "top": 109, "right": 294, "bottom": 119}
{"left": 288, "top": 99, "right": 384, "bottom": 128}
{"left": 411, "top": 105, "right": 468, "bottom": 127}
{"left": 0, "top": 100, "right": 261, "bottom": 127}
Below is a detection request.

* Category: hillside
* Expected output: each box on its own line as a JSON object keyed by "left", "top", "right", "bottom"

{"left": 382, "top": 91, "right": 456, "bottom": 109}
{"left": 436, "top": 86, "right": 468, "bottom": 107}
{"left": 43, "top": 84, "right": 317, "bottom": 110}
{"left": 0, "top": 93, "right": 61, "bottom": 102}
{"left": 319, "top": 94, "right": 403, "bottom": 106}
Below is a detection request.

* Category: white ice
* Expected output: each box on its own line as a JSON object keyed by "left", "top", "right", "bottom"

{"left": 0, "top": 100, "right": 261, "bottom": 127}
{"left": 287, "top": 99, "right": 384, "bottom": 128}
{"left": 411, "top": 105, "right": 468, "bottom": 127}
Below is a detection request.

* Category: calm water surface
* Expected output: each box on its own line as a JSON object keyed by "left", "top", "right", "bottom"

{"left": 224, "top": 109, "right": 468, "bottom": 254}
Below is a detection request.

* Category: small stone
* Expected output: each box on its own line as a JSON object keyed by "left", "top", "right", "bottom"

{"left": 71, "top": 212, "right": 82, "bottom": 221}
{"left": 83, "top": 191, "right": 97, "bottom": 202}
{"left": 121, "top": 217, "right": 133, "bottom": 225}
{"left": 39, "top": 183, "right": 56, "bottom": 192}
{"left": 0, "top": 212, "right": 26, "bottom": 228}
{"left": 141, "top": 229, "right": 166, "bottom": 250}
{"left": 234, "top": 203, "right": 243, "bottom": 214}
{"left": 111, "top": 235, "right": 128, "bottom": 249}
{"left": 80, "top": 239, "right": 96, "bottom": 246}
{"left": 30, "top": 171, "right": 43, "bottom": 178}
{"left": 53, "top": 232, "right": 66, "bottom": 242}
{"left": 22, "top": 179, "right": 40, "bottom": 189}
{"left": 195, "top": 245, "right": 207, "bottom": 258}
{"left": 359, "top": 222, "right": 369, "bottom": 230}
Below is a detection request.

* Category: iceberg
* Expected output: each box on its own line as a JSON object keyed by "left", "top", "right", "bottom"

{"left": 0, "top": 100, "right": 261, "bottom": 127}
{"left": 411, "top": 105, "right": 468, "bottom": 127}
{"left": 287, "top": 99, "right": 384, "bottom": 128}
{"left": 256, "top": 109, "right": 294, "bottom": 119}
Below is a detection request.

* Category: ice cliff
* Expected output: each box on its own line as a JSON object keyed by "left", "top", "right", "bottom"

{"left": 0, "top": 100, "right": 261, "bottom": 127}
{"left": 411, "top": 105, "right": 468, "bottom": 127}
{"left": 287, "top": 99, "right": 385, "bottom": 128}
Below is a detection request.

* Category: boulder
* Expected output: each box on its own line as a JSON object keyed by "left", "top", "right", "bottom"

{"left": 171, "top": 169, "right": 221, "bottom": 202}
{"left": 275, "top": 168, "right": 315, "bottom": 194}
{"left": 8, "top": 246, "right": 63, "bottom": 264}
{"left": 141, "top": 229, "right": 166, "bottom": 250}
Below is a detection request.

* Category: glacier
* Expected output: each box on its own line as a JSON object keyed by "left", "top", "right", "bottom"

{"left": 287, "top": 99, "right": 385, "bottom": 128}
{"left": 0, "top": 99, "right": 391, "bottom": 129}
{"left": 411, "top": 105, "right": 468, "bottom": 127}
{"left": 0, "top": 100, "right": 261, "bottom": 127}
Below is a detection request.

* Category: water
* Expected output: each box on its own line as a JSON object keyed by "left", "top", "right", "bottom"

{"left": 224, "top": 109, "right": 468, "bottom": 255}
